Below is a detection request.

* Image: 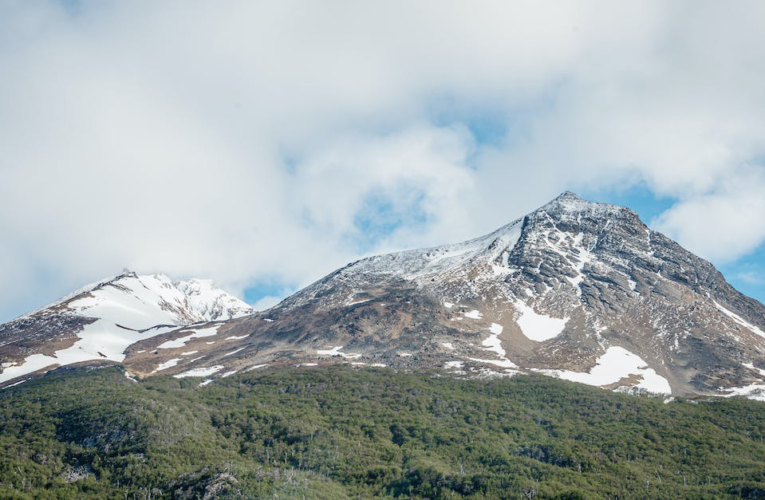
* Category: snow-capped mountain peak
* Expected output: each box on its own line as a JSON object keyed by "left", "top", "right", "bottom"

{"left": 0, "top": 272, "right": 252, "bottom": 384}
{"left": 4, "top": 193, "right": 765, "bottom": 402}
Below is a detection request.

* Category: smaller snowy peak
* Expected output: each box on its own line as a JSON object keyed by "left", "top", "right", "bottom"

{"left": 0, "top": 272, "right": 253, "bottom": 385}
{"left": 174, "top": 278, "right": 253, "bottom": 321}
{"left": 38, "top": 272, "right": 253, "bottom": 324}
{"left": 80, "top": 273, "right": 253, "bottom": 324}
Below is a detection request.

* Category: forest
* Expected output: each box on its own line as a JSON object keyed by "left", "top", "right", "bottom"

{"left": 1, "top": 364, "right": 764, "bottom": 499}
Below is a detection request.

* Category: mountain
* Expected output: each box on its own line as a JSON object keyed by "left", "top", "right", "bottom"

{"left": 0, "top": 272, "right": 252, "bottom": 384}
{"left": 3, "top": 192, "right": 765, "bottom": 400}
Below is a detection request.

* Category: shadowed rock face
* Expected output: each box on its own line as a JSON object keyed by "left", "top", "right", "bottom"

{"left": 4, "top": 193, "right": 765, "bottom": 399}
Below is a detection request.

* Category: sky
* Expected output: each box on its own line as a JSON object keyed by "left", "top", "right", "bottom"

{"left": 1, "top": 0, "right": 765, "bottom": 322}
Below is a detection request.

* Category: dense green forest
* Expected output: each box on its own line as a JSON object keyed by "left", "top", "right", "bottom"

{"left": 1, "top": 365, "right": 764, "bottom": 499}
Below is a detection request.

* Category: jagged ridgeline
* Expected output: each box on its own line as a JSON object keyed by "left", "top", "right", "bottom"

{"left": 2, "top": 193, "right": 765, "bottom": 399}
{"left": 1, "top": 365, "right": 765, "bottom": 498}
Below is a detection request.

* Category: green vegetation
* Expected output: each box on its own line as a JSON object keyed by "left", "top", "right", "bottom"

{"left": 1, "top": 365, "right": 764, "bottom": 498}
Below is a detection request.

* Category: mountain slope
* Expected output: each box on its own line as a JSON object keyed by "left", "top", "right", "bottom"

{"left": 139, "top": 192, "right": 765, "bottom": 398}
{"left": 2, "top": 364, "right": 765, "bottom": 498}
{"left": 0, "top": 272, "right": 252, "bottom": 384}
{"left": 3, "top": 192, "right": 765, "bottom": 399}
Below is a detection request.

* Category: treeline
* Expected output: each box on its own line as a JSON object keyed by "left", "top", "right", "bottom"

{"left": 0, "top": 365, "right": 764, "bottom": 498}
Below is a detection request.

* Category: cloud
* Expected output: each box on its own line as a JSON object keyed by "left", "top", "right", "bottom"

{"left": 1, "top": 1, "right": 765, "bottom": 319}
{"left": 736, "top": 271, "right": 764, "bottom": 286}
{"left": 654, "top": 168, "right": 765, "bottom": 262}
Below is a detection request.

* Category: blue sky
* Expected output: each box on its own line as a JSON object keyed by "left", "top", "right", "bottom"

{"left": 1, "top": 2, "right": 765, "bottom": 321}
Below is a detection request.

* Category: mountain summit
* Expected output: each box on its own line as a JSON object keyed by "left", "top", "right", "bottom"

{"left": 0, "top": 272, "right": 252, "bottom": 384}
{"left": 3, "top": 193, "right": 765, "bottom": 399}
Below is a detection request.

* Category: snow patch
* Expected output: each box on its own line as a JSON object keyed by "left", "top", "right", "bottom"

{"left": 723, "top": 383, "right": 765, "bottom": 401}
{"left": 464, "top": 310, "right": 482, "bottom": 319}
{"left": 317, "top": 346, "right": 343, "bottom": 356}
{"left": 347, "top": 298, "right": 371, "bottom": 306}
{"left": 743, "top": 362, "right": 765, "bottom": 377}
{"left": 316, "top": 346, "right": 361, "bottom": 359}
{"left": 515, "top": 301, "right": 568, "bottom": 342}
{"left": 469, "top": 323, "right": 517, "bottom": 369}
{"left": 158, "top": 324, "right": 221, "bottom": 349}
{"left": 536, "top": 346, "right": 671, "bottom": 395}
{"left": 153, "top": 358, "right": 181, "bottom": 373}
{"left": 174, "top": 365, "right": 224, "bottom": 378}
{"left": 245, "top": 364, "right": 268, "bottom": 372}
{"left": 1, "top": 379, "right": 28, "bottom": 389}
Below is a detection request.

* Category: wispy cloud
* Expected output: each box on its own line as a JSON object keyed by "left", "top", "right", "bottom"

{"left": 736, "top": 271, "right": 764, "bottom": 286}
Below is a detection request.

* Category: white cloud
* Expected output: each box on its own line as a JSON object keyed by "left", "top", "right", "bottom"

{"left": 1, "top": 1, "right": 765, "bottom": 319}
{"left": 736, "top": 271, "right": 764, "bottom": 286}
{"left": 654, "top": 168, "right": 765, "bottom": 263}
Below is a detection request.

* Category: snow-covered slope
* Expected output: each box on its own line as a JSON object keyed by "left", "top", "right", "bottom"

{"left": 0, "top": 272, "right": 252, "bottom": 384}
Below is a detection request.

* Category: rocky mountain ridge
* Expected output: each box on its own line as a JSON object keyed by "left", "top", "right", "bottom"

{"left": 3, "top": 193, "right": 765, "bottom": 400}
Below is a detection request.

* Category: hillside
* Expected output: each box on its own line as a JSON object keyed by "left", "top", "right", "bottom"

{"left": 1, "top": 365, "right": 765, "bottom": 498}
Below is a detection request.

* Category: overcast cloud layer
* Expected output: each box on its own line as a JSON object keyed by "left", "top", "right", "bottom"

{"left": 1, "top": 0, "right": 765, "bottom": 320}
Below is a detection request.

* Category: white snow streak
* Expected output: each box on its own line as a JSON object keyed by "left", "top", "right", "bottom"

{"left": 714, "top": 301, "right": 765, "bottom": 339}
{"left": 316, "top": 345, "right": 361, "bottom": 359}
{"left": 157, "top": 325, "right": 221, "bottom": 349}
{"left": 174, "top": 365, "right": 224, "bottom": 378}
{"left": 153, "top": 358, "right": 181, "bottom": 373}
